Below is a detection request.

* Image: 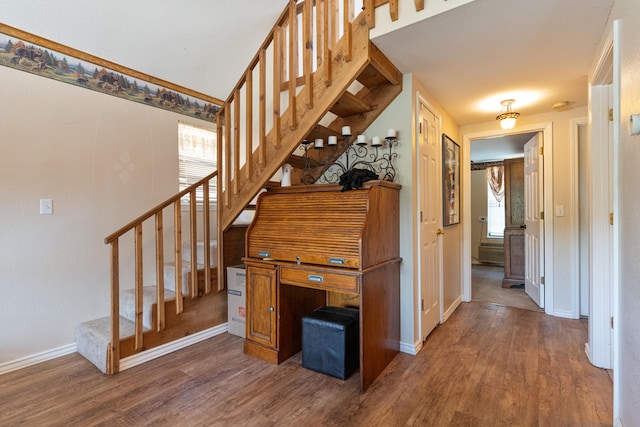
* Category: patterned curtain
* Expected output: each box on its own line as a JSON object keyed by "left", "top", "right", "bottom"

{"left": 486, "top": 165, "right": 505, "bottom": 206}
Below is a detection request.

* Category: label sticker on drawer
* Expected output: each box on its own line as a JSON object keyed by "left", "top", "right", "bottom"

{"left": 329, "top": 258, "right": 345, "bottom": 265}
{"left": 308, "top": 274, "right": 324, "bottom": 282}
{"left": 258, "top": 251, "right": 270, "bottom": 257}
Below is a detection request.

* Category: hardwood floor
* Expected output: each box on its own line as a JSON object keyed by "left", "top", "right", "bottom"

{"left": 472, "top": 263, "right": 542, "bottom": 311}
{"left": 0, "top": 302, "right": 612, "bottom": 426}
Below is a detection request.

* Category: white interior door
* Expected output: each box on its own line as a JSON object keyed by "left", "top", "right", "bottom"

{"left": 524, "top": 135, "right": 544, "bottom": 307}
{"left": 419, "top": 102, "right": 442, "bottom": 340}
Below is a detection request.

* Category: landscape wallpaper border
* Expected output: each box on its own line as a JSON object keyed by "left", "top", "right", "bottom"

{"left": 0, "top": 23, "right": 221, "bottom": 123}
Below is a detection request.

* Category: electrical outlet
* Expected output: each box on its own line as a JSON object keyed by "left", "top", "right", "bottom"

{"left": 40, "top": 199, "right": 53, "bottom": 215}
{"left": 479, "top": 216, "right": 487, "bottom": 222}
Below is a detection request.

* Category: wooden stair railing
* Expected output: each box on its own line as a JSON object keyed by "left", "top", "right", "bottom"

{"left": 215, "top": 0, "right": 403, "bottom": 289}
{"left": 104, "top": 171, "right": 218, "bottom": 374}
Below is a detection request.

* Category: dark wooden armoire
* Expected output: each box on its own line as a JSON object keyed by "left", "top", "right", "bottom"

{"left": 502, "top": 158, "right": 525, "bottom": 287}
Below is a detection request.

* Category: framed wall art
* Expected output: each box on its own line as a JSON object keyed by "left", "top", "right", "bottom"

{"left": 442, "top": 134, "right": 460, "bottom": 226}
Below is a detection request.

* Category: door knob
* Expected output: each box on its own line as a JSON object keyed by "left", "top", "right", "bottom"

{"left": 269, "top": 307, "right": 275, "bottom": 312}
{"left": 436, "top": 229, "right": 444, "bottom": 235}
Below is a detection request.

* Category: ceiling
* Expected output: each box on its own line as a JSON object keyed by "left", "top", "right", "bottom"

{"left": 372, "top": 0, "right": 614, "bottom": 125}
{"left": 372, "top": 0, "right": 613, "bottom": 161}
{"left": 1, "top": 0, "right": 289, "bottom": 102}
{"left": 3, "top": 0, "right": 614, "bottom": 156}
{"left": 470, "top": 132, "right": 536, "bottom": 162}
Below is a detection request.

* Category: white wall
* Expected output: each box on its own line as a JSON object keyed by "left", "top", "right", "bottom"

{"left": 470, "top": 169, "right": 489, "bottom": 260}
{"left": 0, "top": 0, "right": 287, "bottom": 98}
{"left": 357, "top": 74, "right": 414, "bottom": 347}
{"left": 0, "top": 65, "right": 212, "bottom": 363}
{"left": 601, "top": 0, "right": 640, "bottom": 423}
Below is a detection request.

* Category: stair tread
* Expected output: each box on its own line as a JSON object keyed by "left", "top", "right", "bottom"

{"left": 75, "top": 316, "right": 141, "bottom": 374}
{"left": 357, "top": 43, "right": 403, "bottom": 88}
{"left": 305, "top": 124, "right": 340, "bottom": 142}
{"left": 286, "top": 154, "right": 323, "bottom": 170}
{"left": 330, "top": 91, "right": 372, "bottom": 117}
{"left": 120, "top": 286, "right": 177, "bottom": 330}
{"left": 77, "top": 316, "right": 139, "bottom": 341}
{"left": 121, "top": 286, "right": 177, "bottom": 299}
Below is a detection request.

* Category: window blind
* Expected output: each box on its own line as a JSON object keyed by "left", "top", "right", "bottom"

{"left": 178, "top": 122, "right": 217, "bottom": 203}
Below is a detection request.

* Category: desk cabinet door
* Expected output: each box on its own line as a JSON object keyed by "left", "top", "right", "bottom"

{"left": 246, "top": 265, "right": 277, "bottom": 348}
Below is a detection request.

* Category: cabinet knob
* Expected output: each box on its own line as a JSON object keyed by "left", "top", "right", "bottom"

{"left": 269, "top": 307, "right": 275, "bottom": 312}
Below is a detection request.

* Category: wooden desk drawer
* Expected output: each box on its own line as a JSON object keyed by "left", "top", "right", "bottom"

{"left": 280, "top": 267, "right": 359, "bottom": 294}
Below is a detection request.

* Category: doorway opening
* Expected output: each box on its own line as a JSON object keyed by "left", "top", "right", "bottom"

{"left": 469, "top": 132, "right": 542, "bottom": 311}
{"left": 462, "top": 121, "right": 554, "bottom": 316}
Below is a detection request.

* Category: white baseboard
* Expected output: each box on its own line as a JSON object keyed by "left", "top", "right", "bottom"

{"left": 0, "top": 343, "right": 77, "bottom": 375}
{"left": 443, "top": 295, "right": 462, "bottom": 322}
{"left": 585, "top": 342, "right": 592, "bottom": 362}
{"left": 399, "top": 339, "right": 422, "bottom": 355}
{"left": 0, "top": 323, "right": 230, "bottom": 376}
{"left": 119, "top": 323, "right": 228, "bottom": 371}
{"left": 553, "top": 309, "right": 577, "bottom": 319}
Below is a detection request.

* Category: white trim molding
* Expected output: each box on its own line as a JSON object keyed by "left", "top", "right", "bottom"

{"left": 0, "top": 343, "right": 77, "bottom": 375}
{"left": 119, "top": 323, "right": 228, "bottom": 372}
{"left": 400, "top": 340, "right": 423, "bottom": 356}
{"left": 569, "top": 116, "right": 588, "bottom": 320}
{"left": 0, "top": 323, "right": 231, "bottom": 376}
{"left": 443, "top": 295, "right": 462, "bottom": 323}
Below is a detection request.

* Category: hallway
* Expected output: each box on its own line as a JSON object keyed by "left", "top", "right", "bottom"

{"left": 472, "top": 263, "right": 542, "bottom": 311}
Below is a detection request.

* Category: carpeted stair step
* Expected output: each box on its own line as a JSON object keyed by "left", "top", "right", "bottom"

{"left": 120, "top": 286, "right": 176, "bottom": 330}
{"left": 164, "top": 262, "right": 205, "bottom": 296}
{"left": 182, "top": 240, "right": 217, "bottom": 265}
{"left": 75, "top": 316, "right": 136, "bottom": 374}
{"left": 164, "top": 239, "right": 217, "bottom": 296}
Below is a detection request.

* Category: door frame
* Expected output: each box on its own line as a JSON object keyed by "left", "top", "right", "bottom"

{"left": 416, "top": 94, "right": 444, "bottom": 342}
{"left": 586, "top": 30, "right": 615, "bottom": 370}
{"left": 570, "top": 115, "right": 589, "bottom": 319}
{"left": 462, "top": 122, "right": 554, "bottom": 315}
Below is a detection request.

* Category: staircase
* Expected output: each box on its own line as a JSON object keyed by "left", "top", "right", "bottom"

{"left": 77, "top": 0, "right": 405, "bottom": 374}
{"left": 76, "top": 236, "right": 230, "bottom": 373}
{"left": 216, "top": 0, "right": 402, "bottom": 232}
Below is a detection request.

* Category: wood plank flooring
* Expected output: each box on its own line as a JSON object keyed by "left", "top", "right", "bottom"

{"left": 472, "top": 263, "right": 542, "bottom": 311}
{"left": 0, "top": 302, "right": 612, "bottom": 426}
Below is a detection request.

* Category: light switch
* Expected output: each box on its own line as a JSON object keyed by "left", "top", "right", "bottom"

{"left": 40, "top": 199, "right": 53, "bottom": 215}
{"left": 555, "top": 205, "right": 565, "bottom": 217}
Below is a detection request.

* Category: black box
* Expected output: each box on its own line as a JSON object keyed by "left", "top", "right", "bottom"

{"left": 302, "top": 306, "right": 359, "bottom": 380}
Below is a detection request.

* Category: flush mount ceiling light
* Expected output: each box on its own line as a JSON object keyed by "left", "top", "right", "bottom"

{"left": 496, "top": 99, "right": 520, "bottom": 130}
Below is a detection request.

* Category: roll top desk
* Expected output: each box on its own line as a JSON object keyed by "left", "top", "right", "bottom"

{"left": 243, "top": 180, "right": 401, "bottom": 392}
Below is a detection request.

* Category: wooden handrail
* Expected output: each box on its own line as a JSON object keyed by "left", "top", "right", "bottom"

{"left": 105, "top": 170, "right": 218, "bottom": 244}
